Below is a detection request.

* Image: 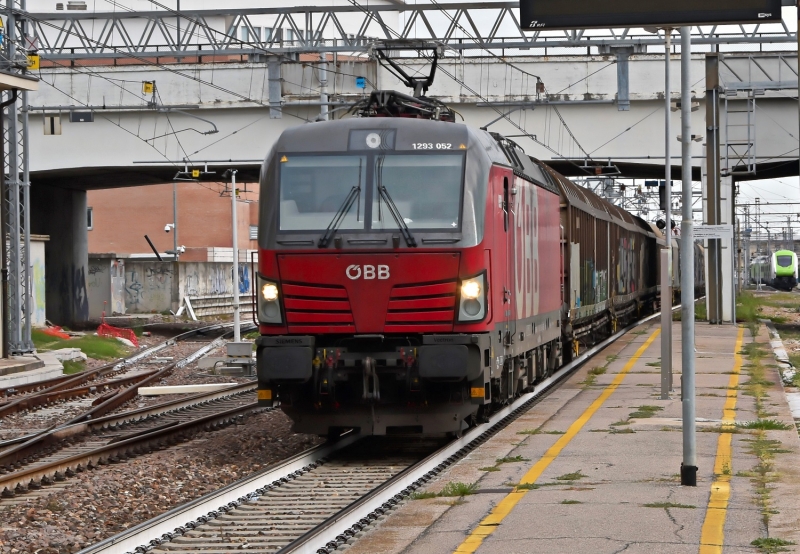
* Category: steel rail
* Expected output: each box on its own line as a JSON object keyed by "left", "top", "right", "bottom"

{"left": 78, "top": 435, "right": 362, "bottom": 554}
{"left": 79, "top": 311, "right": 663, "bottom": 554}
{"left": 0, "top": 397, "right": 263, "bottom": 498}
{"left": 0, "top": 322, "right": 242, "bottom": 431}
{"left": 0, "top": 323, "right": 255, "bottom": 471}
{"left": 0, "top": 382, "right": 256, "bottom": 451}
{"left": 0, "top": 369, "right": 159, "bottom": 419}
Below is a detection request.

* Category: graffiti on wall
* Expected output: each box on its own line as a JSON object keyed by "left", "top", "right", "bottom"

{"left": 238, "top": 264, "right": 250, "bottom": 294}
{"left": 73, "top": 267, "right": 89, "bottom": 321}
{"left": 616, "top": 236, "right": 638, "bottom": 295}
{"left": 125, "top": 262, "right": 173, "bottom": 313}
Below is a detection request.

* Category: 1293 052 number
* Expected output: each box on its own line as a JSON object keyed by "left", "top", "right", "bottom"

{"left": 412, "top": 143, "right": 452, "bottom": 150}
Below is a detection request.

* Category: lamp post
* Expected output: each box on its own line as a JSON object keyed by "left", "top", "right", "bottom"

{"left": 224, "top": 169, "right": 241, "bottom": 342}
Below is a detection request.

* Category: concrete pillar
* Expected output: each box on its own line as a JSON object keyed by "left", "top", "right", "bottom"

{"left": 30, "top": 184, "right": 89, "bottom": 325}
{"left": 719, "top": 175, "right": 734, "bottom": 323}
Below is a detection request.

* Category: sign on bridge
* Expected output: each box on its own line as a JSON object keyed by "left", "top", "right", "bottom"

{"left": 693, "top": 224, "right": 734, "bottom": 240}
{"left": 520, "top": 0, "right": 782, "bottom": 30}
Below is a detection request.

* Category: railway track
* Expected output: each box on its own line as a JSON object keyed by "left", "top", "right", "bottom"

{"left": 78, "top": 313, "right": 661, "bottom": 554}
{"left": 0, "top": 322, "right": 236, "bottom": 424}
{"left": 0, "top": 323, "right": 258, "bottom": 502}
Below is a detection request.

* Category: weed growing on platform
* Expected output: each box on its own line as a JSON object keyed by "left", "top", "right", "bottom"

{"left": 699, "top": 425, "right": 740, "bottom": 434}
{"left": 751, "top": 537, "right": 796, "bottom": 553}
{"left": 737, "top": 419, "right": 792, "bottom": 431}
{"left": 411, "top": 481, "right": 478, "bottom": 499}
{"left": 438, "top": 482, "right": 478, "bottom": 497}
{"left": 610, "top": 419, "right": 630, "bottom": 427}
{"left": 737, "top": 293, "right": 762, "bottom": 335}
{"left": 581, "top": 366, "right": 607, "bottom": 387}
{"left": 581, "top": 358, "right": 614, "bottom": 388}
{"left": 478, "top": 466, "right": 500, "bottom": 472}
{"left": 743, "top": 432, "right": 785, "bottom": 526}
{"left": 507, "top": 482, "right": 537, "bottom": 490}
{"left": 561, "top": 499, "right": 582, "bottom": 504}
{"left": 629, "top": 405, "right": 663, "bottom": 419}
{"left": 555, "top": 471, "right": 586, "bottom": 481}
{"left": 517, "top": 428, "right": 564, "bottom": 435}
{"left": 642, "top": 502, "right": 695, "bottom": 509}
{"left": 645, "top": 361, "right": 661, "bottom": 367}
{"left": 496, "top": 455, "right": 530, "bottom": 464}
{"left": 610, "top": 427, "right": 635, "bottom": 434}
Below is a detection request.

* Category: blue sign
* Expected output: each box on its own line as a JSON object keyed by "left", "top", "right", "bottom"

{"left": 356, "top": 76, "right": 366, "bottom": 89}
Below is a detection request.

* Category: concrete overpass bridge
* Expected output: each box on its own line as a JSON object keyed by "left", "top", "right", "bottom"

{"left": 5, "top": 2, "right": 800, "bottom": 339}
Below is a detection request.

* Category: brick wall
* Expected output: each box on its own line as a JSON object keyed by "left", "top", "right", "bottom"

{"left": 88, "top": 181, "right": 259, "bottom": 257}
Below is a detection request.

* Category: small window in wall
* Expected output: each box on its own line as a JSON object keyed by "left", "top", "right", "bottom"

{"left": 87, "top": 207, "right": 93, "bottom": 230}
{"left": 250, "top": 225, "right": 258, "bottom": 240}
{"left": 44, "top": 115, "right": 61, "bottom": 135}
{"left": 241, "top": 26, "right": 260, "bottom": 42}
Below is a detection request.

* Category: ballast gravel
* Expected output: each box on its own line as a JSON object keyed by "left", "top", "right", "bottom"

{"left": 0, "top": 409, "right": 322, "bottom": 554}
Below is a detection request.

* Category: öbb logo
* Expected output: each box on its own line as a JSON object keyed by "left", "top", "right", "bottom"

{"left": 346, "top": 265, "right": 390, "bottom": 280}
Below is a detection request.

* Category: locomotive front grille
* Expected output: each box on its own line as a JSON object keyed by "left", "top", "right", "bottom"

{"left": 385, "top": 282, "right": 457, "bottom": 333}
{"left": 282, "top": 283, "right": 356, "bottom": 334}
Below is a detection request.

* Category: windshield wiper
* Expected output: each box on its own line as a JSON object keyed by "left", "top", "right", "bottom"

{"left": 375, "top": 157, "right": 417, "bottom": 247}
{"left": 318, "top": 160, "right": 362, "bottom": 248}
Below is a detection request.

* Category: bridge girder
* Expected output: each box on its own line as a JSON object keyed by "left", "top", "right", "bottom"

{"left": 17, "top": 3, "right": 799, "bottom": 61}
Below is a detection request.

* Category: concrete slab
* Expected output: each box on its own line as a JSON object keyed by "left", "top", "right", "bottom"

{"left": 345, "top": 320, "right": 800, "bottom": 554}
{"left": 0, "top": 352, "right": 63, "bottom": 389}
{"left": 138, "top": 383, "right": 238, "bottom": 395}
{"left": 0, "top": 356, "right": 43, "bottom": 376}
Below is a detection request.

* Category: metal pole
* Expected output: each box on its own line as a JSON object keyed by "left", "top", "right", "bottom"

{"left": 0, "top": 99, "right": 7, "bottom": 359}
{"left": 319, "top": 52, "right": 329, "bottom": 121}
{"left": 661, "top": 28, "right": 673, "bottom": 400}
{"left": 172, "top": 181, "right": 179, "bottom": 260}
{"left": 679, "top": 26, "right": 697, "bottom": 487}
{"left": 231, "top": 171, "right": 240, "bottom": 343}
{"left": 705, "top": 54, "right": 722, "bottom": 323}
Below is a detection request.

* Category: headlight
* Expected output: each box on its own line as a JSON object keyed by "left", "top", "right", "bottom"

{"left": 261, "top": 283, "right": 279, "bottom": 301}
{"left": 461, "top": 280, "right": 482, "bottom": 300}
{"left": 257, "top": 276, "right": 283, "bottom": 325}
{"left": 457, "top": 272, "right": 486, "bottom": 322}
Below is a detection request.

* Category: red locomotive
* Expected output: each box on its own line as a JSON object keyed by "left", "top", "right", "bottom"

{"left": 255, "top": 90, "right": 667, "bottom": 436}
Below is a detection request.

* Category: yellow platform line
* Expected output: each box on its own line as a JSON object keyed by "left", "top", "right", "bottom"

{"left": 699, "top": 326, "right": 745, "bottom": 554}
{"left": 454, "top": 328, "right": 661, "bottom": 554}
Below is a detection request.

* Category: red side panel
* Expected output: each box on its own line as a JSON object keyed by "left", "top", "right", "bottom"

{"left": 536, "top": 182, "right": 563, "bottom": 316}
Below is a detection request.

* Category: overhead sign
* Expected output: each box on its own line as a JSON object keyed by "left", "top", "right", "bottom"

{"left": 693, "top": 224, "right": 733, "bottom": 240}
{"left": 520, "top": 0, "right": 783, "bottom": 30}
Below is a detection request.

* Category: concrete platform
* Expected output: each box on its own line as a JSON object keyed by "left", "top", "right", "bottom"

{"left": 345, "top": 321, "right": 800, "bottom": 554}
{"left": 0, "top": 353, "right": 64, "bottom": 389}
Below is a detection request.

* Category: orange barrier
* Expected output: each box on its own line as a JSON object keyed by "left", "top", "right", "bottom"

{"left": 97, "top": 322, "right": 139, "bottom": 348}
{"left": 40, "top": 326, "right": 70, "bottom": 340}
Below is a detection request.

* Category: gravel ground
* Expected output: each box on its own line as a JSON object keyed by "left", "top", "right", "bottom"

{"left": 0, "top": 409, "right": 321, "bottom": 554}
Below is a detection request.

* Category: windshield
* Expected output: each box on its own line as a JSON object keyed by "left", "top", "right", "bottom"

{"left": 372, "top": 154, "right": 464, "bottom": 230}
{"left": 777, "top": 255, "right": 793, "bottom": 267}
{"left": 279, "top": 155, "right": 366, "bottom": 231}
